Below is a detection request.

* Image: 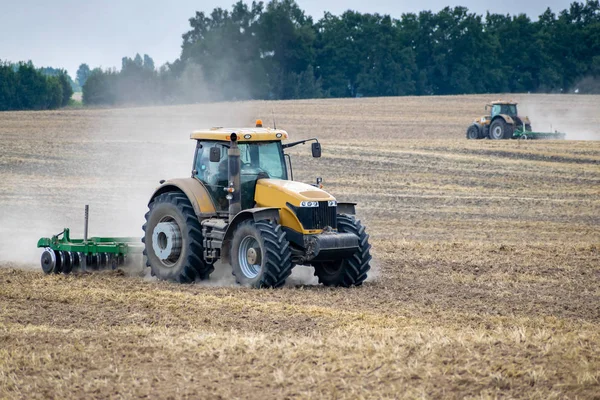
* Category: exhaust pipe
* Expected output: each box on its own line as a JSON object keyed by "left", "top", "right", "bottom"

{"left": 227, "top": 133, "right": 241, "bottom": 222}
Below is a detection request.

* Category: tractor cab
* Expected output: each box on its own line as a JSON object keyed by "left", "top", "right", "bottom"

{"left": 488, "top": 102, "right": 518, "bottom": 118}
{"left": 191, "top": 121, "right": 321, "bottom": 212}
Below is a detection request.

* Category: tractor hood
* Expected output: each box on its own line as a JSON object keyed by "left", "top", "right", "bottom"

{"left": 254, "top": 179, "right": 335, "bottom": 208}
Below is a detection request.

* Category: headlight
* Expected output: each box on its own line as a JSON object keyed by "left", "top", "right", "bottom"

{"left": 328, "top": 200, "right": 337, "bottom": 207}
{"left": 300, "top": 201, "right": 319, "bottom": 207}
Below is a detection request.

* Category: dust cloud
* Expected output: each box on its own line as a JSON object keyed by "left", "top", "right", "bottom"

{"left": 0, "top": 101, "right": 255, "bottom": 270}
{"left": 519, "top": 95, "right": 600, "bottom": 140}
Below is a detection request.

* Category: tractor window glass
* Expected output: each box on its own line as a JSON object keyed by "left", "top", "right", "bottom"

{"left": 491, "top": 105, "right": 501, "bottom": 117}
{"left": 194, "top": 142, "right": 229, "bottom": 211}
{"left": 502, "top": 105, "right": 517, "bottom": 116}
{"left": 195, "top": 142, "right": 228, "bottom": 186}
{"left": 238, "top": 142, "right": 286, "bottom": 180}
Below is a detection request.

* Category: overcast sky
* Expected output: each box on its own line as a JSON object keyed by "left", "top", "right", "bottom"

{"left": 1, "top": 0, "right": 573, "bottom": 78}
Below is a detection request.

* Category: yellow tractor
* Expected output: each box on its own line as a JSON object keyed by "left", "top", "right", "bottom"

{"left": 142, "top": 121, "right": 371, "bottom": 288}
{"left": 467, "top": 100, "right": 532, "bottom": 140}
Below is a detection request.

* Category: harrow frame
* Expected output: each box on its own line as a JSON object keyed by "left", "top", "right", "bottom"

{"left": 36, "top": 205, "right": 142, "bottom": 274}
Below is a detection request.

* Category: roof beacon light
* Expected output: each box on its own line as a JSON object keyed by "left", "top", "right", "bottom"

{"left": 256, "top": 119, "right": 263, "bottom": 128}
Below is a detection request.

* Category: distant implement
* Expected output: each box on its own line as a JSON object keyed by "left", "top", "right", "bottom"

{"left": 466, "top": 100, "right": 566, "bottom": 140}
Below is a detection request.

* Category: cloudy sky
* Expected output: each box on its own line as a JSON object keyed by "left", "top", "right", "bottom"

{"left": 1, "top": 0, "right": 573, "bottom": 78}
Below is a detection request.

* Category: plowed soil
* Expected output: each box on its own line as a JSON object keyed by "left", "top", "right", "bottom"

{"left": 1, "top": 94, "right": 599, "bottom": 399}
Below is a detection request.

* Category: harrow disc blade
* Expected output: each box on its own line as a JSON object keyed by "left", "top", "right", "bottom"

{"left": 109, "top": 254, "right": 119, "bottom": 270}
{"left": 40, "top": 248, "right": 56, "bottom": 274}
{"left": 78, "top": 252, "right": 87, "bottom": 271}
{"left": 61, "top": 251, "right": 73, "bottom": 274}
{"left": 53, "top": 250, "right": 62, "bottom": 274}
{"left": 87, "top": 254, "right": 99, "bottom": 270}
{"left": 71, "top": 252, "right": 81, "bottom": 268}
{"left": 99, "top": 253, "right": 108, "bottom": 268}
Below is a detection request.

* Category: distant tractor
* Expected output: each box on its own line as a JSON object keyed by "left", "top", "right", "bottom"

{"left": 466, "top": 100, "right": 565, "bottom": 140}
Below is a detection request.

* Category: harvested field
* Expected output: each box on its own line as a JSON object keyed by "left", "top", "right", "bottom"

{"left": 1, "top": 94, "right": 599, "bottom": 399}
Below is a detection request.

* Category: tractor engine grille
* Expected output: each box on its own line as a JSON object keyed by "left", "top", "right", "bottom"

{"left": 293, "top": 202, "right": 337, "bottom": 230}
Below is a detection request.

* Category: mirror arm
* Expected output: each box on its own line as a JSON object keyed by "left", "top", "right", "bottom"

{"left": 282, "top": 137, "right": 319, "bottom": 149}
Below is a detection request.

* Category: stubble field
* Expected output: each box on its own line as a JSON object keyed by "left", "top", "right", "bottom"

{"left": 1, "top": 94, "right": 599, "bottom": 399}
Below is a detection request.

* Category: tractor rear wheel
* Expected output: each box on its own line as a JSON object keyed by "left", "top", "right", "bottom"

{"left": 312, "top": 215, "right": 371, "bottom": 287}
{"left": 466, "top": 125, "right": 480, "bottom": 140}
{"left": 143, "top": 192, "right": 213, "bottom": 283}
{"left": 489, "top": 119, "right": 513, "bottom": 140}
{"left": 230, "top": 219, "right": 293, "bottom": 288}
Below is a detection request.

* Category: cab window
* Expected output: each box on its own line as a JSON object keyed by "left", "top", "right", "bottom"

{"left": 491, "top": 104, "right": 501, "bottom": 117}
{"left": 194, "top": 141, "right": 228, "bottom": 210}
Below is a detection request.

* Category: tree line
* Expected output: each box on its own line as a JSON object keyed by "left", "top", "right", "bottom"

{"left": 82, "top": 0, "right": 600, "bottom": 105}
{"left": 3, "top": 0, "right": 600, "bottom": 110}
{"left": 0, "top": 62, "right": 73, "bottom": 111}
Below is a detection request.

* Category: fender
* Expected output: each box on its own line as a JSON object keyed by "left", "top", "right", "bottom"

{"left": 337, "top": 202, "right": 356, "bottom": 215}
{"left": 496, "top": 114, "right": 515, "bottom": 125}
{"left": 221, "top": 207, "right": 281, "bottom": 264}
{"left": 149, "top": 178, "right": 217, "bottom": 218}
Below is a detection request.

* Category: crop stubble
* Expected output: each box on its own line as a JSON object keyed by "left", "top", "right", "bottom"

{"left": 0, "top": 94, "right": 599, "bottom": 399}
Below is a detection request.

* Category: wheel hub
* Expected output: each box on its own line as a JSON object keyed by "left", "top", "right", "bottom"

{"left": 246, "top": 247, "right": 260, "bottom": 265}
{"left": 492, "top": 126, "right": 502, "bottom": 138}
{"left": 152, "top": 221, "right": 182, "bottom": 264}
{"left": 238, "top": 236, "right": 262, "bottom": 278}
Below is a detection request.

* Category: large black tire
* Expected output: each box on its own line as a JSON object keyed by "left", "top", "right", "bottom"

{"left": 142, "top": 192, "right": 213, "bottom": 283}
{"left": 489, "top": 119, "right": 513, "bottom": 140}
{"left": 466, "top": 125, "right": 480, "bottom": 140}
{"left": 230, "top": 219, "right": 292, "bottom": 288}
{"left": 312, "top": 214, "right": 371, "bottom": 287}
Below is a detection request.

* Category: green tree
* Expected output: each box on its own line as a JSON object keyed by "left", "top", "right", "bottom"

{"left": 0, "top": 62, "right": 17, "bottom": 111}
{"left": 57, "top": 71, "right": 73, "bottom": 106}
{"left": 76, "top": 64, "right": 91, "bottom": 87}
{"left": 45, "top": 76, "right": 64, "bottom": 109}
{"left": 82, "top": 69, "right": 118, "bottom": 105}
{"left": 143, "top": 54, "right": 155, "bottom": 71}
{"left": 181, "top": 1, "right": 267, "bottom": 100}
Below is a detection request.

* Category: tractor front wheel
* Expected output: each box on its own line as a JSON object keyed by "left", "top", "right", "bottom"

{"left": 143, "top": 192, "right": 213, "bottom": 283}
{"left": 312, "top": 215, "right": 371, "bottom": 287}
{"left": 230, "top": 220, "right": 293, "bottom": 288}
{"left": 466, "top": 125, "right": 481, "bottom": 140}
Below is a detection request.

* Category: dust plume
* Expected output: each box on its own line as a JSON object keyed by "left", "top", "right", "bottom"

{"left": 285, "top": 266, "right": 319, "bottom": 286}
{"left": 0, "top": 100, "right": 256, "bottom": 271}
{"left": 519, "top": 95, "right": 600, "bottom": 140}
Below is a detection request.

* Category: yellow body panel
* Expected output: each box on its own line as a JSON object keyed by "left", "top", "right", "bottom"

{"left": 475, "top": 115, "right": 492, "bottom": 125}
{"left": 190, "top": 128, "right": 289, "bottom": 142}
{"left": 487, "top": 100, "right": 517, "bottom": 106}
{"left": 254, "top": 179, "right": 336, "bottom": 235}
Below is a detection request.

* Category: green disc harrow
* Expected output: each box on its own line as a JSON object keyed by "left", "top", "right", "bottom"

{"left": 513, "top": 126, "right": 566, "bottom": 140}
{"left": 37, "top": 205, "right": 142, "bottom": 274}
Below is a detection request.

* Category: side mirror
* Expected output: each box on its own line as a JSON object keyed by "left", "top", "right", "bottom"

{"left": 209, "top": 147, "right": 221, "bottom": 162}
{"left": 311, "top": 142, "right": 321, "bottom": 158}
